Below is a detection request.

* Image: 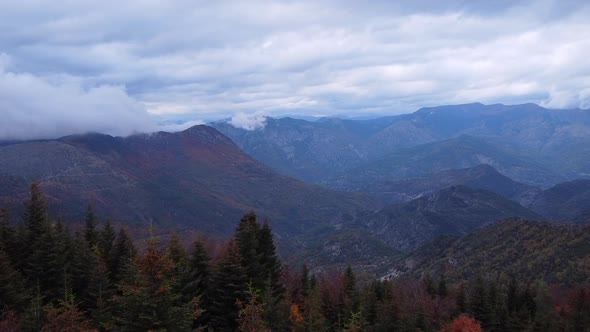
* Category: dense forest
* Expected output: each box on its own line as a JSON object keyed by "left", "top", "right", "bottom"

{"left": 1, "top": 184, "right": 590, "bottom": 331}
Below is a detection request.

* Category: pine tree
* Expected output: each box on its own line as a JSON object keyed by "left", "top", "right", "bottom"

{"left": 237, "top": 285, "right": 270, "bottom": 332}
{"left": 167, "top": 231, "right": 188, "bottom": 268}
{"left": 0, "top": 208, "right": 16, "bottom": 257}
{"left": 98, "top": 219, "right": 116, "bottom": 263}
{"left": 24, "top": 183, "right": 49, "bottom": 242}
{"left": 22, "top": 183, "right": 61, "bottom": 298}
{"left": 41, "top": 289, "right": 90, "bottom": 332}
{"left": 0, "top": 248, "right": 30, "bottom": 313}
{"left": 180, "top": 238, "right": 211, "bottom": 327}
{"left": 20, "top": 286, "right": 44, "bottom": 332}
{"left": 258, "top": 221, "right": 284, "bottom": 298}
{"left": 86, "top": 247, "right": 113, "bottom": 329}
{"left": 235, "top": 212, "right": 263, "bottom": 289}
{"left": 209, "top": 239, "right": 247, "bottom": 331}
{"left": 303, "top": 281, "right": 328, "bottom": 332}
{"left": 83, "top": 204, "right": 97, "bottom": 247}
{"left": 109, "top": 228, "right": 136, "bottom": 283}
{"left": 468, "top": 275, "right": 492, "bottom": 328}
{"left": 343, "top": 265, "right": 357, "bottom": 308}
{"left": 113, "top": 234, "right": 192, "bottom": 331}
{"left": 66, "top": 232, "right": 92, "bottom": 307}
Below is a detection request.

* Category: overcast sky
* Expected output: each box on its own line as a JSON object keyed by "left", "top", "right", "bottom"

{"left": 1, "top": 0, "right": 590, "bottom": 138}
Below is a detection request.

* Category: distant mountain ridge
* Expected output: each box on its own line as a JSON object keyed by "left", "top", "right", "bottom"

{"left": 352, "top": 164, "right": 539, "bottom": 204}
{"left": 211, "top": 103, "right": 590, "bottom": 187}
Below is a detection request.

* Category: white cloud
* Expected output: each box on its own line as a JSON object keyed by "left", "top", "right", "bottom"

{"left": 229, "top": 111, "right": 267, "bottom": 130}
{"left": 0, "top": 0, "right": 589, "bottom": 138}
{"left": 0, "top": 53, "right": 201, "bottom": 139}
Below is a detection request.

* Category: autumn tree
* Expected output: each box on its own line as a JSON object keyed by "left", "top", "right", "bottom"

{"left": 442, "top": 314, "right": 484, "bottom": 332}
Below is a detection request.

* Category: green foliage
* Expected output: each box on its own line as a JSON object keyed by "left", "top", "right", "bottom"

{"left": 109, "top": 228, "right": 136, "bottom": 283}
{"left": 209, "top": 239, "right": 247, "bottom": 331}
{"left": 83, "top": 204, "right": 97, "bottom": 247}
{"left": 1, "top": 186, "right": 590, "bottom": 331}
{"left": 112, "top": 235, "right": 193, "bottom": 331}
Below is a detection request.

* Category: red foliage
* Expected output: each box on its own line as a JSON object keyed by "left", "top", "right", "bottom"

{"left": 442, "top": 314, "right": 483, "bottom": 332}
{"left": 0, "top": 311, "right": 21, "bottom": 332}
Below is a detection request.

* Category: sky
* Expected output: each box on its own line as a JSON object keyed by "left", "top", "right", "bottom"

{"left": 1, "top": 0, "right": 590, "bottom": 139}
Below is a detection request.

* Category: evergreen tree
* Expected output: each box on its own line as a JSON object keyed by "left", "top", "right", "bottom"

{"left": 113, "top": 234, "right": 192, "bottom": 331}
{"left": 98, "top": 219, "right": 116, "bottom": 263}
{"left": 109, "top": 228, "right": 136, "bottom": 283}
{"left": 302, "top": 281, "right": 328, "bottom": 332}
{"left": 237, "top": 285, "right": 270, "bottom": 332}
{"left": 22, "top": 183, "right": 62, "bottom": 299}
{"left": 20, "top": 286, "right": 44, "bottom": 332}
{"left": 209, "top": 239, "right": 247, "bottom": 331}
{"left": 83, "top": 204, "right": 97, "bottom": 247}
{"left": 179, "top": 238, "right": 211, "bottom": 328}
{"left": 258, "top": 221, "right": 284, "bottom": 299}
{"left": 0, "top": 248, "right": 30, "bottom": 313}
{"left": 0, "top": 208, "right": 16, "bottom": 258}
{"left": 235, "top": 212, "right": 263, "bottom": 289}
{"left": 66, "top": 232, "right": 93, "bottom": 307}
{"left": 468, "top": 275, "right": 492, "bottom": 328}
{"left": 86, "top": 247, "right": 113, "bottom": 329}
{"left": 41, "top": 289, "right": 90, "bottom": 332}
{"left": 23, "top": 183, "right": 49, "bottom": 243}
{"left": 167, "top": 231, "right": 188, "bottom": 268}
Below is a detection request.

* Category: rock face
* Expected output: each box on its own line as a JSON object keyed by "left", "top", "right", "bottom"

{"left": 212, "top": 103, "right": 590, "bottom": 187}
{"left": 0, "top": 125, "right": 372, "bottom": 242}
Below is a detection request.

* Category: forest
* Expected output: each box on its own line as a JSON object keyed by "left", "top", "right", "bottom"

{"left": 1, "top": 184, "right": 589, "bottom": 331}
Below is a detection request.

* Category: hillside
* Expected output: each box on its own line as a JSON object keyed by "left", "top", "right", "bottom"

{"left": 329, "top": 135, "right": 561, "bottom": 189}
{"left": 387, "top": 219, "right": 590, "bottom": 284}
{"left": 0, "top": 126, "right": 372, "bottom": 241}
{"left": 330, "top": 164, "right": 539, "bottom": 204}
{"left": 331, "top": 185, "right": 540, "bottom": 253}
{"left": 528, "top": 179, "right": 590, "bottom": 222}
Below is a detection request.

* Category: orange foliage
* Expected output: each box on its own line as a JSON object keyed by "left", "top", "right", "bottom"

{"left": 442, "top": 314, "right": 484, "bottom": 332}
{"left": 289, "top": 303, "right": 303, "bottom": 324}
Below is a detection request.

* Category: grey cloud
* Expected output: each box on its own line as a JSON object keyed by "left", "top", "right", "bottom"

{"left": 0, "top": 0, "right": 589, "bottom": 139}
{"left": 0, "top": 54, "right": 201, "bottom": 140}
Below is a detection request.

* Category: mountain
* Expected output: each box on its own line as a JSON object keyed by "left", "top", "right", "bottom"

{"left": 337, "top": 185, "right": 540, "bottom": 252}
{"left": 212, "top": 103, "right": 590, "bottom": 186}
{"left": 0, "top": 126, "right": 372, "bottom": 242}
{"left": 210, "top": 117, "right": 396, "bottom": 182}
{"left": 329, "top": 164, "right": 540, "bottom": 204}
{"left": 528, "top": 179, "right": 590, "bottom": 222}
{"left": 387, "top": 219, "right": 590, "bottom": 284}
{"left": 329, "top": 135, "right": 562, "bottom": 189}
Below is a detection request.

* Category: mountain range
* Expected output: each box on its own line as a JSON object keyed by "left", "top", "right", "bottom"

{"left": 1, "top": 102, "right": 589, "bottom": 271}
{"left": 212, "top": 103, "right": 590, "bottom": 187}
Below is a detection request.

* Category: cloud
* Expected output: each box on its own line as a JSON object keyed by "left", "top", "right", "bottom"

{"left": 229, "top": 112, "right": 267, "bottom": 130}
{"left": 0, "top": 54, "right": 202, "bottom": 140}
{"left": 0, "top": 0, "right": 589, "bottom": 138}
